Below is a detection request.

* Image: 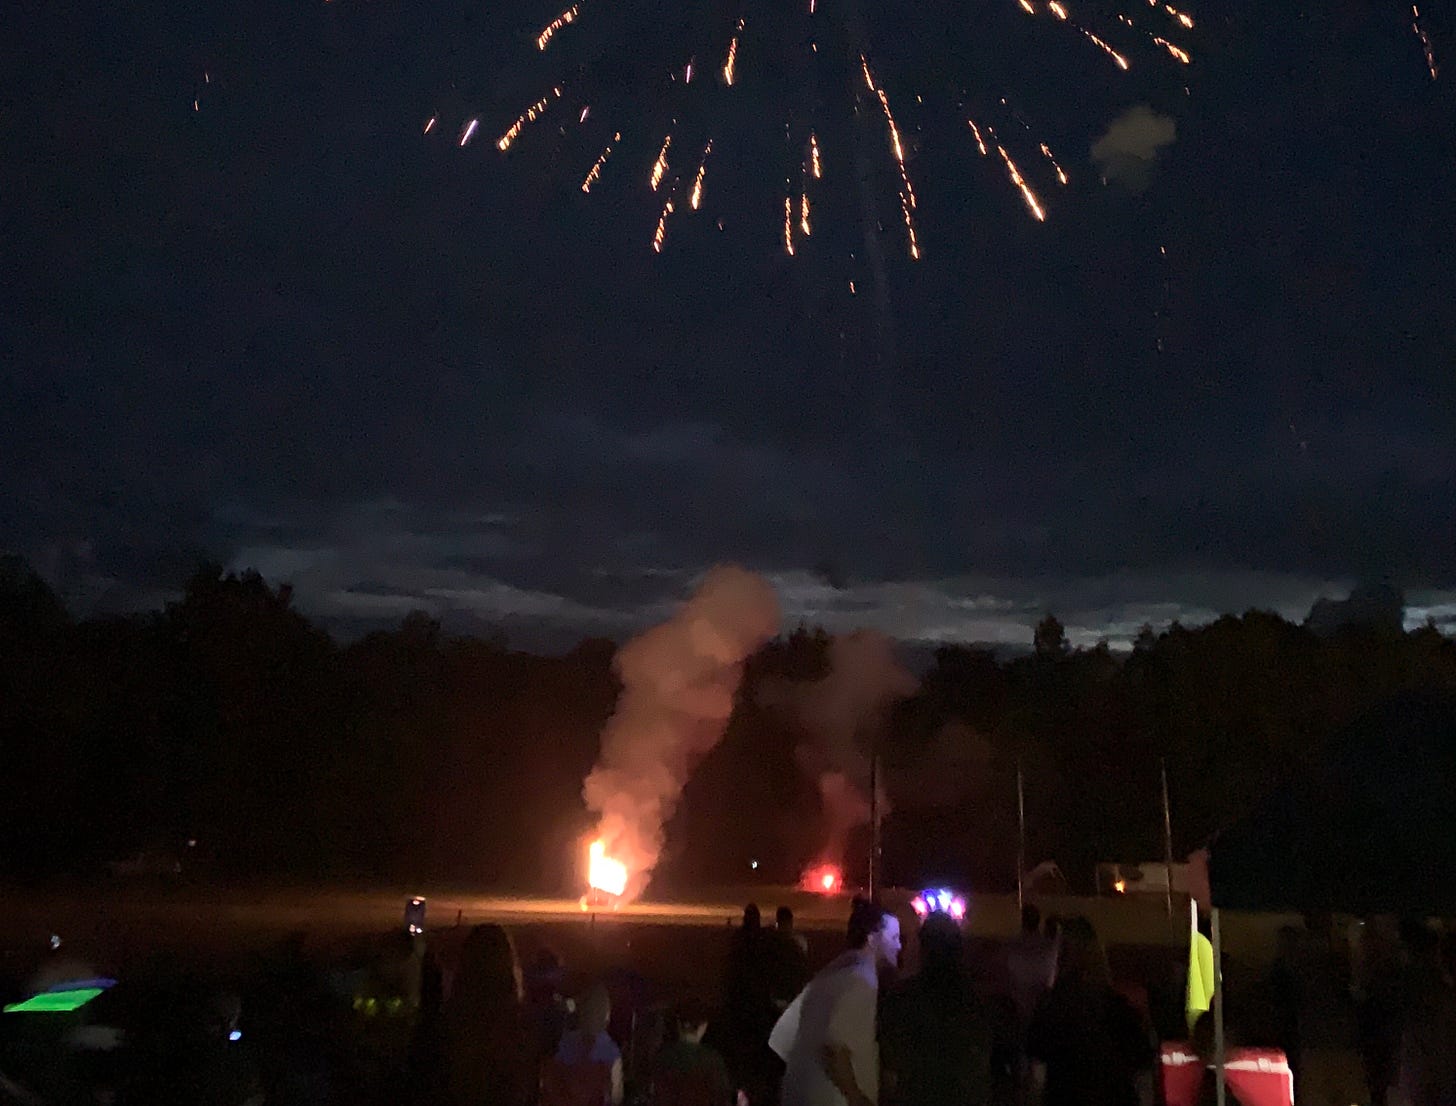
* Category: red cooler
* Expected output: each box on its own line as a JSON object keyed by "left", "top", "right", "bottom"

{"left": 1161, "top": 1044, "right": 1293, "bottom": 1106}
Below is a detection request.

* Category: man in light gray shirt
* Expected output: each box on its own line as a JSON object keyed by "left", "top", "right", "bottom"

{"left": 772, "top": 899, "right": 903, "bottom": 1106}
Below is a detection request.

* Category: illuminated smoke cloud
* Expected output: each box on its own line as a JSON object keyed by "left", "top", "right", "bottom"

{"left": 582, "top": 565, "right": 780, "bottom": 898}
{"left": 1091, "top": 104, "right": 1176, "bottom": 193}
{"left": 772, "top": 630, "right": 919, "bottom": 865}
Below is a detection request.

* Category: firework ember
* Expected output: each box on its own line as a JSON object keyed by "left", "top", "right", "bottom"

{"left": 1152, "top": 35, "right": 1192, "bottom": 64}
{"left": 536, "top": 4, "right": 581, "bottom": 52}
{"left": 1412, "top": 5, "right": 1438, "bottom": 80}
{"left": 1151, "top": 0, "right": 1195, "bottom": 28}
{"left": 1164, "top": 3, "right": 1194, "bottom": 28}
{"left": 967, "top": 118, "right": 989, "bottom": 156}
{"left": 581, "top": 133, "right": 618, "bottom": 193}
{"left": 722, "top": 19, "right": 744, "bottom": 86}
{"left": 861, "top": 57, "right": 921, "bottom": 259}
{"left": 652, "top": 193, "right": 676, "bottom": 253}
{"left": 1080, "top": 27, "right": 1131, "bottom": 69}
{"left": 998, "top": 144, "right": 1047, "bottom": 221}
{"left": 497, "top": 87, "right": 562, "bottom": 152}
{"left": 1040, "top": 142, "right": 1069, "bottom": 184}
{"left": 690, "top": 140, "right": 712, "bottom": 209}
{"left": 650, "top": 133, "right": 672, "bottom": 191}
{"left": 424, "top": 0, "right": 1201, "bottom": 262}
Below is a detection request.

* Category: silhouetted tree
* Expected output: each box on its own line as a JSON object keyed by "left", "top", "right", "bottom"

{"left": 1033, "top": 613, "right": 1070, "bottom": 659}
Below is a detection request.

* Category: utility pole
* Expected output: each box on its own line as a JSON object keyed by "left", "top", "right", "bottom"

{"left": 1160, "top": 757, "right": 1175, "bottom": 920}
{"left": 1016, "top": 760, "right": 1026, "bottom": 913}
{"left": 868, "top": 749, "right": 881, "bottom": 899}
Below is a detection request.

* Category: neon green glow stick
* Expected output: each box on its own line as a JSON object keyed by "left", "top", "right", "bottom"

{"left": 3, "top": 988, "right": 104, "bottom": 1014}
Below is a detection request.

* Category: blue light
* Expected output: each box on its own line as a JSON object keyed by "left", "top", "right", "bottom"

{"left": 914, "top": 887, "right": 968, "bottom": 921}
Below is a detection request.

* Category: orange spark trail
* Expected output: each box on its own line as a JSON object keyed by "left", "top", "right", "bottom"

{"left": 652, "top": 189, "right": 677, "bottom": 253}
{"left": 536, "top": 3, "right": 581, "bottom": 51}
{"left": 581, "top": 133, "right": 619, "bottom": 192}
{"left": 800, "top": 190, "right": 812, "bottom": 236}
{"left": 1150, "top": 0, "right": 1195, "bottom": 27}
{"left": 690, "top": 140, "right": 712, "bottom": 209}
{"left": 967, "top": 118, "right": 989, "bottom": 155}
{"left": 861, "top": 57, "right": 921, "bottom": 259}
{"left": 723, "top": 19, "right": 744, "bottom": 85}
{"left": 650, "top": 134, "right": 672, "bottom": 190}
{"left": 497, "top": 87, "right": 562, "bottom": 151}
{"left": 783, "top": 194, "right": 795, "bottom": 255}
{"left": 1080, "top": 27, "right": 1130, "bottom": 69}
{"left": 1164, "top": 3, "right": 1194, "bottom": 28}
{"left": 1152, "top": 35, "right": 1192, "bottom": 63}
{"left": 1412, "top": 5, "right": 1439, "bottom": 79}
{"left": 1047, "top": 4, "right": 1131, "bottom": 69}
{"left": 1040, "top": 142, "right": 1069, "bottom": 183}
{"left": 1017, "top": 0, "right": 1036, "bottom": 14}
{"left": 997, "top": 144, "right": 1046, "bottom": 221}
{"left": 810, "top": 131, "right": 822, "bottom": 178}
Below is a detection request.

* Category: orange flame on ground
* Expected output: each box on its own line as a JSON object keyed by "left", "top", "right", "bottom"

{"left": 588, "top": 839, "right": 628, "bottom": 896}
{"left": 802, "top": 863, "right": 843, "bottom": 894}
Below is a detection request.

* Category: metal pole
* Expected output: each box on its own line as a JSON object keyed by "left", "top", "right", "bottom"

{"left": 1161, "top": 758, "right": 1175, "bottom": 921}
{"left": 868, "top": 751, "right": 880, "bottom": 899}
{"left": 1212, "top": 907, "right": 1226, "bottom": 1106}
{"left": 629, "top": 1008, "right": 639, "bottom": 1089}
{"left": 1016, "top": 760, "right": 1026, "bottom": 914}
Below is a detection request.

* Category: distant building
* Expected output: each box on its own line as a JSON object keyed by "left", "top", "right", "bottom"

{"left": 1305, "top": 580, "right": 1405, "bottom": 637}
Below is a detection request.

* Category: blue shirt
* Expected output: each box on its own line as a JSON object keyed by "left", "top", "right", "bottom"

{"left": 557, "top": 1028, "right": 621, "bottom": 1067}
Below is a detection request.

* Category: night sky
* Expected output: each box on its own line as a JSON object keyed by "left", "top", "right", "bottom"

{"left": 3, "top": 0, "right": 1453, "bottom": 650}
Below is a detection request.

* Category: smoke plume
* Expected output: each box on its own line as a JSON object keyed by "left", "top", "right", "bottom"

{"left": 1091, "top": 104, "right": 1177, "bottom": 193}
{"left": 582, "top": 565, "right": 780, "bottom": 898}
{"left": 770, "top": 630, "right": 919, "bottom": 864}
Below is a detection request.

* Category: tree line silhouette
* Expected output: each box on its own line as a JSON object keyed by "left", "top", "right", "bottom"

{"left": 2, "top": 555, "right": 1453, "bottom": 892}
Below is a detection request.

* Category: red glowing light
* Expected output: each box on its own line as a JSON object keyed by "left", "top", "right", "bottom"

{"left": 801, "top": 863, "right": 843, "bottom": 895}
